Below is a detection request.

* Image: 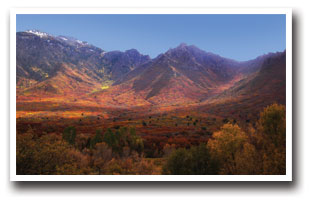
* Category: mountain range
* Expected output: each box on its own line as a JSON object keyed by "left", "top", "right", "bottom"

{"left": 16, "top": 30, "right": 286, "bottom": 118}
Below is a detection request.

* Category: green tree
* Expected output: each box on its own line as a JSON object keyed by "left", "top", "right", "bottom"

{"left": 62, "top": 126, "right": 76, "bottom": 145}
{"left": 162, "top": 148, "right": 190, "bottom": 174}
{"left": 103, "top": 128, "right": 118, "bottom": 152}
{"left": 90, "top": 129, "right": 103, "bottom": 149}
{"left": 127, "top": 128, "right": 144, "bottom": 155}
{"left": 258, "top": 103, "right": 286, "bottom": 175}
{"left": 188, "top": 143, "right": 219, "bottom": 174}
{"left": 162, "top": 144, "right": 218, "bottom": 175}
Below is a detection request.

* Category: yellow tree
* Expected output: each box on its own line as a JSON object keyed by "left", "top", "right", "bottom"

{"left": 208, "top": 123, "right": 253, "bottom": 174}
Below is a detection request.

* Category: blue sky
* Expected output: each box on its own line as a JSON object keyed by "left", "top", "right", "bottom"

{"left": 16, "top": 14, "right": 286, "bottom": 61}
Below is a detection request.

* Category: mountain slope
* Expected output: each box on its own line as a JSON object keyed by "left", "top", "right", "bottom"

{"left": 101, "top": 49, "right": 150, "bottom": 81}
{"left": 17, "top": 31, "right": 104, "bottom": 84}
{"left": 111, "top": 43, "right": 244, "bottom": 104}
{"left": 214, "top": 51, "right": 286, "bottom": 101}
{"left": 19, "top": 63, "right": 102, "bottom": 97}
{"left": 16, "top": 30, "right": 150, "bottom": 94}
{"left": 16, "top": 31, "right": 286, "bottom": 111}
{"left": 197, "top": 51, "right": 286, "bottom": 121}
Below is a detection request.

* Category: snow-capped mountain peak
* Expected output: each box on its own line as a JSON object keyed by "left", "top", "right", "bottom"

{"left": 26, "top": 30, "right": 49, "bottom": 38}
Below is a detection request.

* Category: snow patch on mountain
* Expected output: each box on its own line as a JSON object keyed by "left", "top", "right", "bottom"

{"left": 59, "top": 37, "right": 68, "bottom": 41}
{"left": 26, "top": 30, "right": 49, "bottom": 38}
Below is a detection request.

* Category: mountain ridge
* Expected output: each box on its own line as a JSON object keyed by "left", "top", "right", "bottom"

{"left": 16, "top": 30, "right": 286, "bottom": 112}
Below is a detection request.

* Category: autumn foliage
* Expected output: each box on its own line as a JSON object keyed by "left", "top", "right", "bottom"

{"left": 16, "top": 104, "right": 286, "bottom": 175}
{"left": 162, "top": 103, "right": 286, "bottom": 175}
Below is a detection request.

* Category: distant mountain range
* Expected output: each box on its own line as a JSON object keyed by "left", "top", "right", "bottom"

{"left": 16, "top": 30, "right": 286, "bottom": 112}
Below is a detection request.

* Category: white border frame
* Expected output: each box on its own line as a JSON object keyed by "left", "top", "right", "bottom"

{"left": 10, "top": 8, "right": 292, "bottom": 181}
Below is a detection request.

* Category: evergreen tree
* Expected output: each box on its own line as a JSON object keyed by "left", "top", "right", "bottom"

{"left": 62, "top": 126, "right": 76, "bottom": 145}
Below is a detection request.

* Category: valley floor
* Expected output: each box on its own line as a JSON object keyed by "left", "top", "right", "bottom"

{"left": 16, "top": 95, "right": 286, "bottom": 175}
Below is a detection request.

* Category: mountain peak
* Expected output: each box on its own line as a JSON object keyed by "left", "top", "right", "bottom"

{"left": 168, "top": 43, "right": 203, "bottom": 53}
{"left": 177, "top": 43, "right": 188, "bottom": 48}
{"left": 165, "top": 43, "right": 206, "bottom": 60}
{"left": 125, "top": 49, "right": 139, "bottom": 54}
{"left": 25, "top": 30, "right": 50, "bottom": 38}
